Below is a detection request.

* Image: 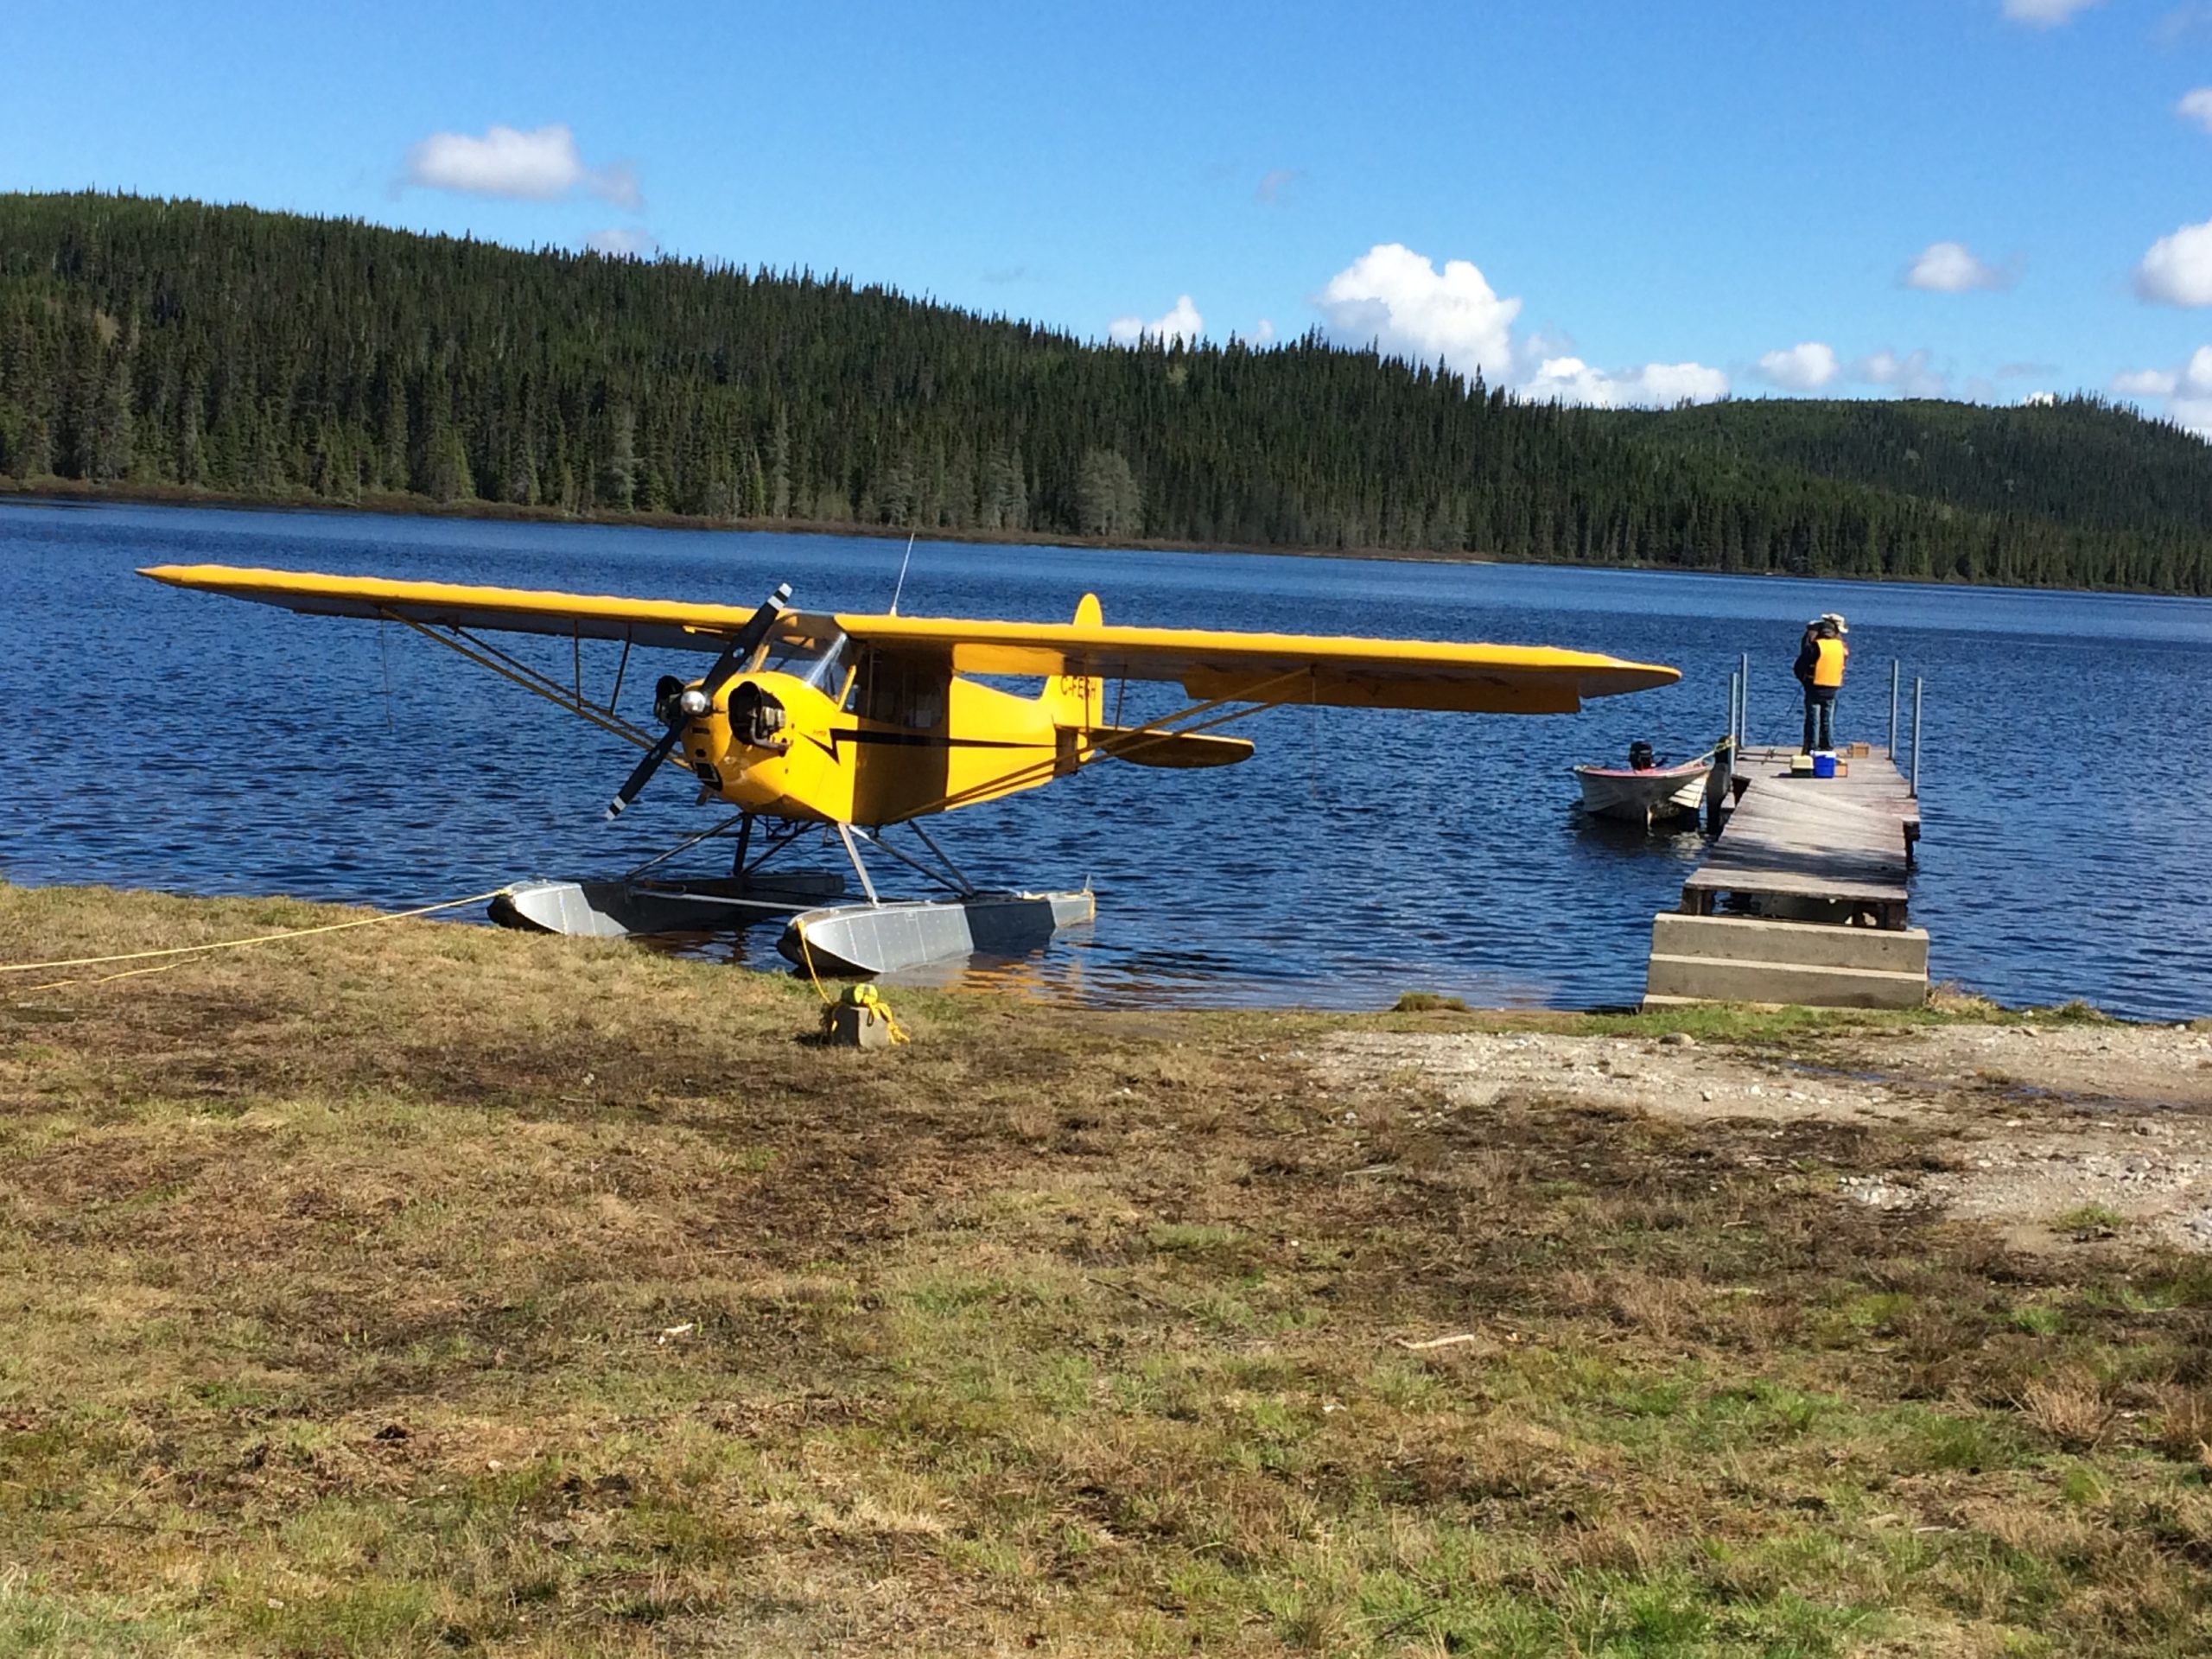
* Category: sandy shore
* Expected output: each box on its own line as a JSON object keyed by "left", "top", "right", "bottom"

{"left": 1322, "top": 1016, "right": 2212, "bottom": 1252}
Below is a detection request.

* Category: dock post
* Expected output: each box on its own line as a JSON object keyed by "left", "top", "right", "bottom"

{"left": 1889, "top": 660, "right": 1900, "bottom": 759}
{"left": 1910, "top": 677, "right": 1923, "bottom": 798}
{"left": 1727, "top": 670, "right": 1739, "bottom": 753}
{"left": 1738, "top": 652, "right": 1750, "bottom": 746}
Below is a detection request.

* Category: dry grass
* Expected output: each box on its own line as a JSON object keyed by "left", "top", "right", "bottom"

{"left": 3, "top": 881, "right": 2212, "bottom": 1656}
{"left": 2018, "top": 1366, "right": 2118, "bottom": 1450}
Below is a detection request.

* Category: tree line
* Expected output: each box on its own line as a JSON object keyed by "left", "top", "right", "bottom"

{"left": 3, "top": 190, "right": 2209, "bottom": 594}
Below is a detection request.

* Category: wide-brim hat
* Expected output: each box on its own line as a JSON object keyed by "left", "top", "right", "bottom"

{"left": 1821, "top": 612, "right": 1849, "bottom": 632}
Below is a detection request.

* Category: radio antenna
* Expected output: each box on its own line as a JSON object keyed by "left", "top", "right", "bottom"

{"left": 888, "top": 531, "right": 917, "bottom": 616}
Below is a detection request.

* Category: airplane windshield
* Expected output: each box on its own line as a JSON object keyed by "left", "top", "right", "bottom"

{"left": 756, "top": 629, "right": 851, "bottom": 694}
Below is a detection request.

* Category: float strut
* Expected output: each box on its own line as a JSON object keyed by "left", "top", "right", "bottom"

{"left": 835, "top": 823, "right": 881, "bottom": 906}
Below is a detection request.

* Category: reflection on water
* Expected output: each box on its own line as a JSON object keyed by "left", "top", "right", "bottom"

{"left": 3, "top": 499, "right": 2210, "bottom": 1018}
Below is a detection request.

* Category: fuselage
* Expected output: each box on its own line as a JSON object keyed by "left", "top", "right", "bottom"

{"left": 674, "top": 656, "right": 1084, "bottom": 827}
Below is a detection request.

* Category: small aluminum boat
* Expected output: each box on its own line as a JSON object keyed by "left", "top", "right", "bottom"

{"left": 1573, "top": 748, "right": 1716, "bottom": 828}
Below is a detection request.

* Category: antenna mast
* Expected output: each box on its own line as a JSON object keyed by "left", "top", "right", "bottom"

{"left": 888, "top": 531, "right": 917, "bottom": 617}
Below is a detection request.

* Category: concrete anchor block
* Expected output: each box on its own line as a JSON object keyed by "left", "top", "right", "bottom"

{"left": 824, "top": 1003, "right": 895, "bottom": 1049}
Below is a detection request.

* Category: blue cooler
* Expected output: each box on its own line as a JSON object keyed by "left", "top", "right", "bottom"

{"left": 1812, "top": 752, "right": 1837, "bottom": 779}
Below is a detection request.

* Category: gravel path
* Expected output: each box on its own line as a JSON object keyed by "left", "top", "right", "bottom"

{"left": 1319, "top": 1020, "right": 2212, "bottom": 1252}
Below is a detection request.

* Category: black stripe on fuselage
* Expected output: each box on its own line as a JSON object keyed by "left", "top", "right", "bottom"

{"left": 801, "top": 728, "right": 1048, "bottom": 761}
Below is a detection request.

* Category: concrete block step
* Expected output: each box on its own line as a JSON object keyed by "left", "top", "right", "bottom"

{"left": 1651, "top": 913, "right": 1928, "bottom": 975}
{"left": 1643, "top": 952, "right": 1928, "bottom": 1010}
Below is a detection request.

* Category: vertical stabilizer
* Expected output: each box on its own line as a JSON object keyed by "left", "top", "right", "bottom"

{"left": 1043, "top": 594, "right": 1104, "bottom": 754}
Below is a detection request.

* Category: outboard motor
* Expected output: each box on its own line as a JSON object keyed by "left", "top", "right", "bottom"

{"left": 1628, "top": 741, "right": 1656, "bottom": 772}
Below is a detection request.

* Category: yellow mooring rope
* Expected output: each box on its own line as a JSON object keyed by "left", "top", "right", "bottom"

{"left": 1, "top": 888, "right": 513, "bottom": 995}
{"left": 835, "top": 982, "right": 911, "bottom": 1045}
{"left": 791, "top": 916, "right": 834, "bottom": 1007}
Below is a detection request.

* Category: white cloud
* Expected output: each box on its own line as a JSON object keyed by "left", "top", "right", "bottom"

{"left": 2021, "top": 390, "right": 2057, "bottom": 405}
{"left": 1255, "top": 168, "right": 1300, "bottom": 205}
{"left": 2113, "top": 347, "right": 2212, "bottom": 434}
{"left": 1311, "top": 241, "right": 1727, "bottom": 405}
{"left": 1904, "top": 240, "right": 2011, "bottom": 293}
{"left": 2112, "top": 366, "right": 2179, "bottom": 397}
{"left": 1249, "top": 318, "right": 1277, "bottom": 345}
{"left": 2000, "top": 0, "right": 2101, "bottom": 25}
{"left": 1314, "top": 243, "right": 1522, "bottom": 383}
{"left": 1853, "top": 347, "right": 1948, "bottom": 397}
{"left": 404, "top": 124, "right": 640, "bottom": 209}
{"left": 585, "top": 227, "right": 657, "bottom": 258}
{"left": 1522, "top": 355, "right": 1730, "bottom": 409}
{"left": 1109, "top": 294, "right": 1203, "bottom": 346}
{"left": 2179, "top": 88, "right": 2212, "bottom": 131}
{"left": 1755, "top": 341, "right": 1840, "bottom": 390}
{"left": 2136, "top": 218, "right": 2212, "bottom": 305}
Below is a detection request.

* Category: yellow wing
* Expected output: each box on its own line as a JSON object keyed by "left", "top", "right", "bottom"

{"left": 138, "top": 564, "right": 1680, "bottom": 715}
{"left": 834, "top": 612, "right": 1677, "bottom": 714}
{"left": 138, "top": 563, "right": 768, "bottom": 652}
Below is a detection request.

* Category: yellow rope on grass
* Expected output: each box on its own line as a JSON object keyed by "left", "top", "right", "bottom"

{"left": 3, "top": 888, "right": 513, "bottom": 994}
{"left": 791, "top": 918, "right": 909, "bottom": 1044}
{"left": 844, "top": 982, "right": 915, "bottom": 1044}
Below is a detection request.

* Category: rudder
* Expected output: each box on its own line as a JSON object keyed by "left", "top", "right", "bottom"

{"left": 1042, "top": 594, "right": 1104, "bottom": 763}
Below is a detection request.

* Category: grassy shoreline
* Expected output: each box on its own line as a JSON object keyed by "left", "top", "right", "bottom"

{"left": 3, "top": 883, "right": 2209, "bottom": 1656}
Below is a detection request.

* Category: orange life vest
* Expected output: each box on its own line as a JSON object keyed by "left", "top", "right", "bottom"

{"left": 1812, "top": 637, "right": 1847, "bottom": 690}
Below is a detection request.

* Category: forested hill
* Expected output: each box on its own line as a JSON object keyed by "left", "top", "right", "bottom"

{"left": 3, "top": 191, "right": 2209, "bottom": 593}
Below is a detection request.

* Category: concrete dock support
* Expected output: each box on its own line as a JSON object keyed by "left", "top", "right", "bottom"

{"left": 1643, "top": 914, "right": 1929, "bottom": 1010}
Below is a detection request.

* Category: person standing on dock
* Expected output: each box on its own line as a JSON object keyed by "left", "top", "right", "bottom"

{"left": 1794, "top": 613, "right": 1848, "bottom": 752}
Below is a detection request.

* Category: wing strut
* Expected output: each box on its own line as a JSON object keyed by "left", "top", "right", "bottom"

{"left": 380, "top": 611, "right": 663, "bottom": 753}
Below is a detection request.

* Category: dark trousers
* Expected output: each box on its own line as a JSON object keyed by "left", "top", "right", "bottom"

{"left": 1802, "top": 688, "right": 1836, "bottom": 752}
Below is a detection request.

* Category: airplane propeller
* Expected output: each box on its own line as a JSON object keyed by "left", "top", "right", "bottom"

{"left": 605, "top": 582, "right": 791, "bottom": 819}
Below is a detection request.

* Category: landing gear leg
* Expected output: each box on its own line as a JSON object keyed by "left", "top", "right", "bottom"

{"left": 835, "top": 823, "right": 881, "bottom": 906}
{"left": 840, "top": 823, "right": 981, "bottom": 899}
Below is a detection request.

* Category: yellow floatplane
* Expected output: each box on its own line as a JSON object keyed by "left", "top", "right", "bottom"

{"left": 141, "top": 564, "right": 1679, "bottom": 973}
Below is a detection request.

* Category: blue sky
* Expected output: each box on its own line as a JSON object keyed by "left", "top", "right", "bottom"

{"left": 11, "top": 0, "right": 2212, "bottom": 425}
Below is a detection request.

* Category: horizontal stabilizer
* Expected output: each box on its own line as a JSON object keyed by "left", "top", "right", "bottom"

{"left": 1091, "top": 728, "right": 1254, "bottom": 769}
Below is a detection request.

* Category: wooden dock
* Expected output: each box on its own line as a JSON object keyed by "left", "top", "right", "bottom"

{"left": 1645, "top": 746, "right": 1928, "bottom": 1009}
{"left": 1684, "top": 746, "right": 1921, "bottom": 928}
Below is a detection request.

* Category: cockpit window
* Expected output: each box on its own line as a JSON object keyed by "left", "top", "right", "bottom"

{"left": 753, "top": 628, "right": 851, "bottom": 695}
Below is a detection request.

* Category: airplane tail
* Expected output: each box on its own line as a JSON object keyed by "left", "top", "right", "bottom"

{"left": 1040, "top": 594, "right": 1253, "bottom": 771}
{"left": 1041, "top": 593, "right": 1104, "bottom": 731}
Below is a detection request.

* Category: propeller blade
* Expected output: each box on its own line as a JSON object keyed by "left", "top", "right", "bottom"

{"left": 696, "top": 582, "right": 792, "bottom": 698}
{"left": 602, "top": 582, "right": 792, "bottom": 820}
{"left": 605, "top": 725, "right": 684, "bottom": 819}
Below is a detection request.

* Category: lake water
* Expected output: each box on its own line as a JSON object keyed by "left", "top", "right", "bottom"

{"left": 3, "top": 499, "right": 2209, "bottom": 1019}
